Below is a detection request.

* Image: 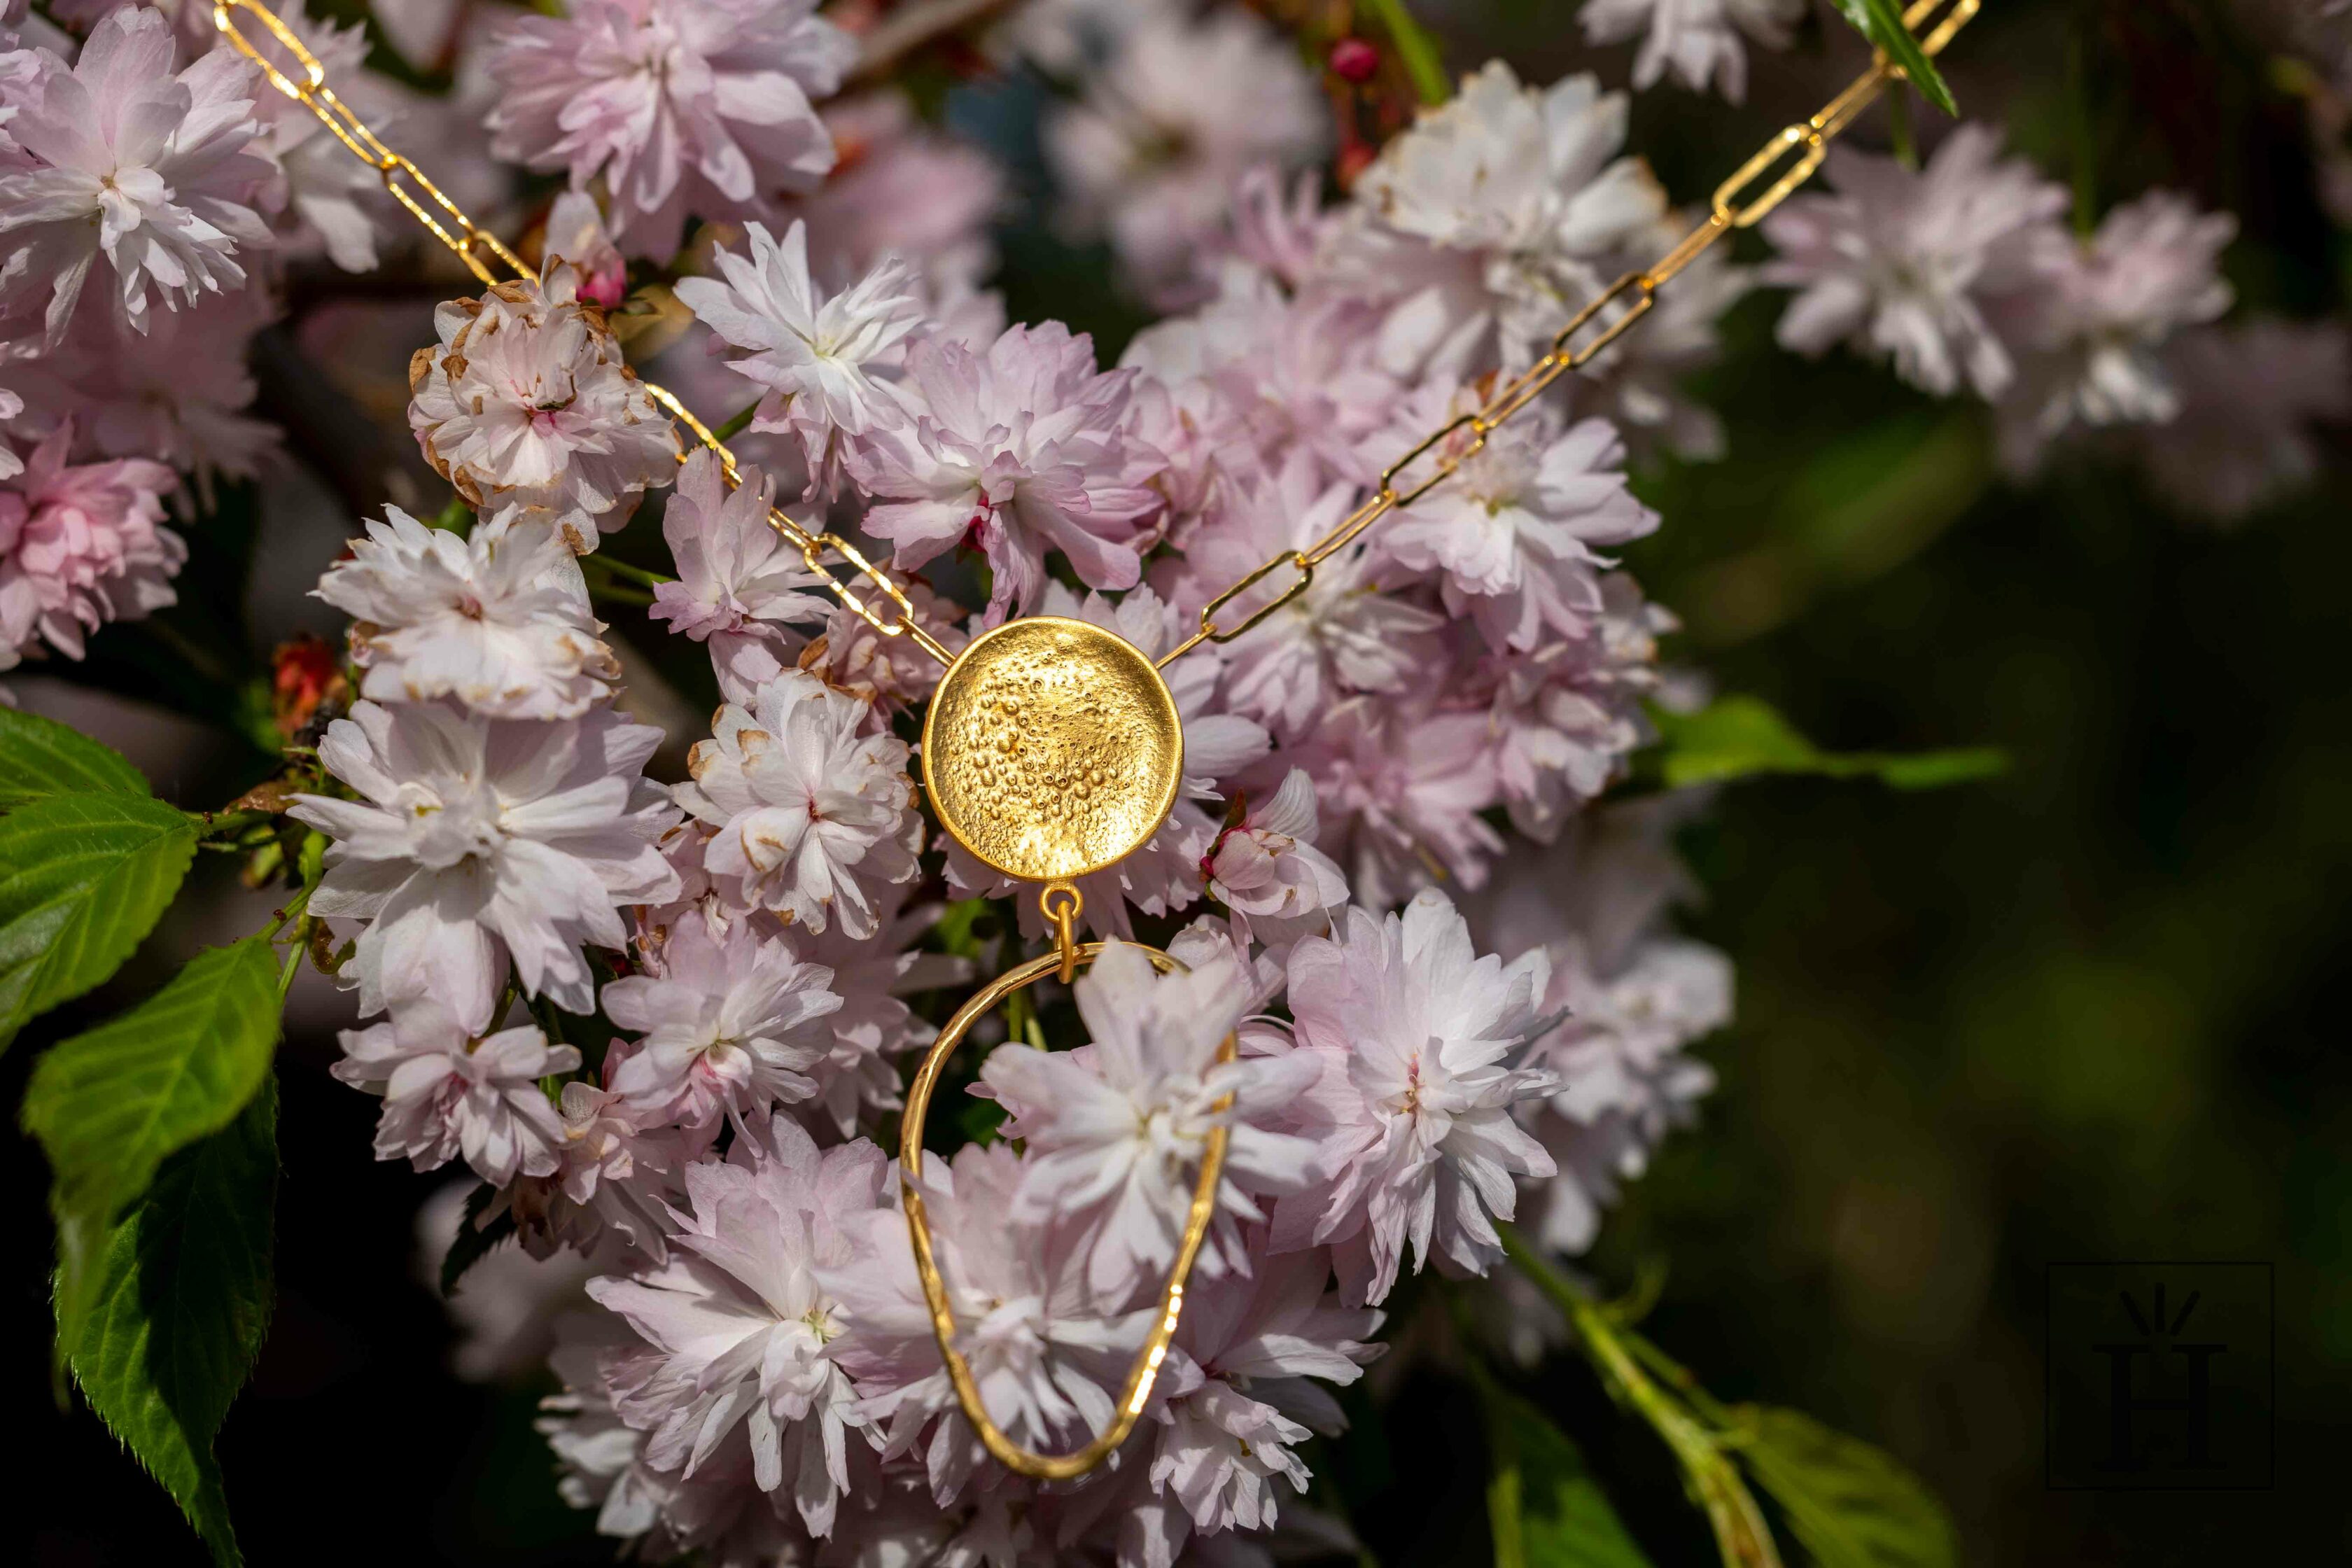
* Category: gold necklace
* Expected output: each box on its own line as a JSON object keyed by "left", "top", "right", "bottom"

{"left": 215, "top": 0, "right": 1980, "bottom": 1478}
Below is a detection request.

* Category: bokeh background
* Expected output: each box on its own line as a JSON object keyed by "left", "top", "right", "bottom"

{"left": 14, "top": 0, "right": 2349, "bottom": 1562}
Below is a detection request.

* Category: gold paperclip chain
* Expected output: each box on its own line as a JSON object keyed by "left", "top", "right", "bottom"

{"left": 213, "top": 0, "right": 1973, "bottom": 678}
{"left": 211, "top": 0, "right": 952, "bottom": 665}
{"left": 1151, "top": 0, "right": 1983, "bottom": 668}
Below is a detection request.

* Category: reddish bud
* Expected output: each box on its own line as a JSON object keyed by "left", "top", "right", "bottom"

{"left": 1329, "top": 37, "right": 1380, "bottom": 83}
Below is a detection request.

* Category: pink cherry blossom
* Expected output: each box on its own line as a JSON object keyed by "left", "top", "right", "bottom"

{"left": 974, "top": 939, "right": 1322, "bottom": 1303}
{"left": 6, "top": 287, "right": 279, "bottom": 496}
{"left": 1294, "top": 696, "right": 1506, "bottom": 910}
{"left": 0, "top": 8, "right": 274, "bottom": 345}
{"left": 1466, "top": 799, "right": 1728, "bottom": 1255}
{"left": 1995, "top": 190, "right": 2236, "bottom": 463}
{"left": 1044, "top": 8, "right": 1325, "bottom": 303}
{"left": 314, "top": 503, "right": 619, "bottom": 720}
{"left": 672, "top": 670, "right": 921, "bottom": 938}
{"left": 850, "top": 322, "right": 1166, "bottom": 624}
{"left": 601, "top": 907, "right": 841, "bottom": 1133}
{"left": 1334, "top": 64, "right": 1665, "bottom": 376}
{"left": 1161, "top": 452, "right": 1441, "bottom": 743}
{"left": 332, "top": 1004, "right": 581, "bottom": 1184}
{"left": 1762, "top": 124, "right": 2067, "bottom": 398}
{"left": 676, "top": 220, "right": 926, "bottom": 486}
{"left": 645, "top": 449, "right": 834, "bottom": 698}
{"left": 2131, "top": 317, "right": 2352, "bottom": 523}
{"left": 290, "top": 699, "right": 680, "bottom": 1030}
{"left": 1149, "top": 1251, "right": 1382, "bottom": 1539}
{"left": 822, "top": 1142, "right": 1152, "bottom": 1505}
{"left": 589, "top": 1119, "right": 885, "bottom": 1536}
{"left": 780, "top": 92, "right": 1003, "bottom": 304}
{"left": 0, "top": 426, "right": 182, "bottom": 670}
{"left": 1203, "top": 768, "right": 1350, "bottom": 948}
{"left": 408, "top": 263, "right": 681, "bottom": 539}
{"left": 484, "top": 0, "right": 853, "bottom": 258}
{"left": 1271, "top": 890, "right": 1557, "bottom": 1305}
{"left": 1379, "top": 396, "right": 1656, "bottom": 651}
{"left": 1578, "top": 0, "right": 1801, "bottom": 102}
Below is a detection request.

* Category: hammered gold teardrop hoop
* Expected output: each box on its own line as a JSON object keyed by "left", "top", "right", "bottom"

{"left": 897, "top": 941, "right": 1237, "bottom": 1480}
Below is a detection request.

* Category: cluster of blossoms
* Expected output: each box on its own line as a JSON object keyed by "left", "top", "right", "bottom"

{"left": 22, "top": 0, "right": 2337, "bottom": 1561}
{"left": 1756, "top": 120, "right": 2348, "bottom": 520}
{"left": 235, "top": 10, "right": 1743, "bottom": 1559}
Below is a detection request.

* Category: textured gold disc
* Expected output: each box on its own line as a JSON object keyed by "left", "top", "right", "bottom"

{"left": 921, "top": 616, "right": 1184, "bottom": 883}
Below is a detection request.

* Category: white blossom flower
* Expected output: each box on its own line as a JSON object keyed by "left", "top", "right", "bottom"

{"left": 1271, "top": 889, "right": 1557, "bottom": 1305}
{"left": 314, "top": 504, "right": 617, "bottom": 719}
{"left": 1336, "top": 63, "right": 1666, "bottom": 375}
{"left": 1122, "top": 269, "right": 1402, "bottom": 488}
{"left": 645, "top": 449, "right": 834, "bottom": 699}
{"left": 8, "top": 281, "right": 279, "bottom": 495}
{"left": 849, "top": 322, "right": 1165, "bottom": 624}
{"left": 1044, "top": 8, "right": 1325, "bottom": 302}
{"left": 591, "top": 1118, "right": 886, "bottom": 1536}
{"left": 672, "top": 670, "right": 921, "bottom": 939}
{"left": 1203, "top": 768, "right": 1350, "bottom": 948}
{"left": 779, "top": 92, "right": 1004, "bottom": 306}
{"left": 1149, "top": 1252, "right": 1382, "bottom": 1538}
{"left": 332, "top": 1003, "right": 580, "bottom": 1184}
{"left": 1161, "top": 451, "right": 1442, "bottom": 743}
{"left": 1578, "top": 0, "right": 1802, "bottom": 102}
{"left": 783, "top": 890, "right": 973, "bottom": 1139}
{"left": 1466, "top": 798, "right": 1727, "bottom": 1255}
{"left": 485, "top": 0, "right": 853, "bottom": 258}
{"left": 1380, "top": 396, "right": 1657, "bottom": 651}
{"left": 676, "top": 220, "right": 926, "bottom": 483}
{"left": 2130, "top": 318, "right": 2352, "bottom": 522}
{"left": 1483, "top": 575, "right": 1669, "bottom": 842}
{"left": 601, "top": 907, "right": 841, "bottom": 1133}
{"left": 290, "top": 699, "right": 680, "bottom": 1030}
{"left": 0, "top": 8, "right": 274, "bottom": 346}
{"left": 822, "top": 1142, "right": 1152, "bottom": 1505}
{"left": 515, "top": 1080, "right": 686, "bottom": 1264}
{"left": 1294, "top": 696, "right": 1506, "bottom": 910}
{"left": 408, "top": 263, "right": 680, "bottom": 540}
{"left": 1761, "top": 124, "right": 2067, "bottom": 398}
{"left": 0, "top": 427, "right": 183, "bottom": 670}
{"left": 1996, "top": 190, "right": 2236, "bottom": 461}
{"left": 975, "top": 939, "right": 1322, "bottom": 1303}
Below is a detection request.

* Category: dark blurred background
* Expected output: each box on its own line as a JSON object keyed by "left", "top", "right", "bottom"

{"left": 15, "top": 0, "right": 2350, "bottom": 1562}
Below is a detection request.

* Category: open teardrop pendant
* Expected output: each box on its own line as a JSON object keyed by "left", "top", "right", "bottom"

{"left": 897, "top": 938, "right": 1236, "bottom": 1480}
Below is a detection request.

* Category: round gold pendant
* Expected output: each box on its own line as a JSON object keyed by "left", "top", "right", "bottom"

{"left": 920, "top": 616, "right": 1185, "bottom": 883}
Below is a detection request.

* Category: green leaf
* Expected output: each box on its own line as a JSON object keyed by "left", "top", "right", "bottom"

{"left": 1829, "top": 0, "right": 1958, "bottom": 116}
{"left": 441, "top": 1183, "right": 519, "bottom": 1297}
{"left": 0, "top": 709, "right": 150, "bottom": 808}
{"left": 66, "top": 1080, "right": 276, "bottom": 1567}
{"left": 1648, "top": 697, "right": 2005, "bottom": 792}
{"left": 1480, "top": 1379, "right": 1653, "bottom": 1568}
{"left": 1363, "top": 0, "right": 1449, "bottom": 105}
{"left": 25, "top": 936, "right": 283, "bottom": 1365}
{"left": 1733, "top": 1406, "right": 1957, "bottom": 1568}
{"left": 0, "top": 792, "right": 199, "bottom": 1051}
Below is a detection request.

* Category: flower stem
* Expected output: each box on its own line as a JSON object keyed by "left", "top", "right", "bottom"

{"left": 1497, "top": 1223, "right": 1782, "bottom": 1568}
{"left": 713, "top": 398, "right": 762, "bottom": 442}
{"left": 1362, "top": 0, "right": 1448, "bottom": 106}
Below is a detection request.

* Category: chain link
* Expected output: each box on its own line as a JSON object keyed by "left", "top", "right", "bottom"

{"left": 1154, "top": 0, "right": 1980, "bottom": 668}
{"left": 215, "top": 0, "right": 1975, "bottom": 677}
{"left": 213, "top": 0, "right": 953, "bottom": 664}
